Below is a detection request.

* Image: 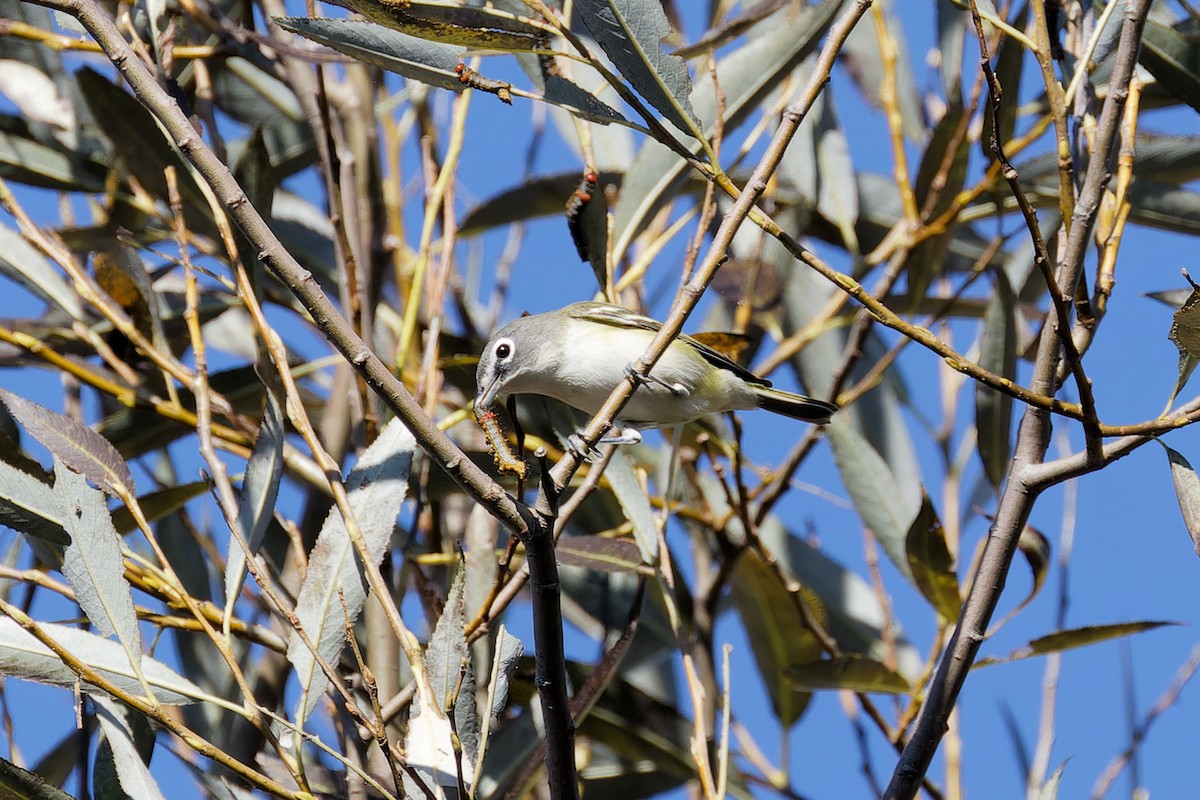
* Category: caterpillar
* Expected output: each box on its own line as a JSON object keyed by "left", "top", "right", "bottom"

{"left": 565, "top": 171, "right": 599, "bottom": 262}
{"left": 455, "top": 64, "right": 513, "bottom": 105}
{"left": 475, "top": 406, "right": 526, "bottom": 478}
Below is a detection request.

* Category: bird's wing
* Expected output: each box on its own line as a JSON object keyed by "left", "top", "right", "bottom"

{"left": 566, "top": 302, "right": 771, "bottom": 387}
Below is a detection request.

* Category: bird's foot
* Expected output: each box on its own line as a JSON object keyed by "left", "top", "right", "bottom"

{"left": 624, "top": 363, "right": 687, "bottom": 397}
{"left": 567, "top": 426, "right": 643, "bottom": 460}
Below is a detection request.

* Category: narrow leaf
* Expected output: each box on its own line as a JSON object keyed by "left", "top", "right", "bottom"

{"left": 729, "top": 549, "right": 821, "bottom": 727}
{"left": 555, "top": 536, "right": 647, "bottom": 574}
{"left": 111, "top": 481, "right": 208, "bottom": 536}
{"left": 287, "top": 417, "right": 416, "bottom": 722}
{"left": 771, "top": 523, "right": 922, "bottom": 680}
{"left": 0, "top": 222, "right": 82, "bottom": 319}
{"left": 320, "top": 0, "right": 544, "bottom": 51}
{"left": 55, "top": 463, "right": 141, "bottom": 662}
{"left": 0, "top": 458, "right": 69, "bottom": 546}
{"left": 1024, "top": 621, "right": 1178, "bottom": 657}
{"left": 977, "top": 622, "right": 1179, "bottom": 668}
{"left": 542, "top": 75, "right": 629, "bottom": 126}
{"left": 0, "top": 755, "right": 76, "bottom": 800}
{"left": 224, "top": 385, "right": 285, "bottom": 602}
{"left": 460, "top": 172, "right": 625, "bottom": 236}
{"left": 1014, "top": 524, "right": 1052, "bottom": 614}
{"left": 904, "top": 494, "right": 961, "bottom": 621}
{"left": 976, "top": 269, "right": 1017, "bottom": 489}
{"left": 488, "top": 626, "right": 523, "bottom": 719}
{"left": 275, "top": 18, "right": 465, "bottom": 92}
{"left": 0, "top": 389, "right": 133, "bottom": 496}
{"left": 602, "top": 449, "right": 658, "bottom": 564}
{"left": 1140, "top": 19, "right": 1200, "bottom": 114}
{"left": 577, "top": 0, "right": 699, "bottom": 136}
{"left": 1162, "top": 443, "right": 1200, "bottom": 557}
{"left": 611, "top": 0, "right": 839, "bottom": 261}
{"left": 0, "top": 113, "right": 106, "bottom": 192}
{"left": 419, "top": 565, "right": 476, "bottom": 783}
{"left": 92, "top": 695, "right": 165, "bottom": 800}
{"left": 0, "top": 618, "right": 200, "bottom": 704}
{"left": 786, "top": 654, "right": 910, "bottom": 694}
{"left": 826, "top": 420, "right": 921, "bottom": 579}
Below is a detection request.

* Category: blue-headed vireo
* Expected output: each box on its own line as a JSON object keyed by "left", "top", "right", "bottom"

{"left": 475, "top": 302, "right": 836, "bottom": 442}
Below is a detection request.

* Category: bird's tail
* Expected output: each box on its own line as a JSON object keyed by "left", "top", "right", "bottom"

{"left": 753, "top": 386, "right": 837, "bottom": 424}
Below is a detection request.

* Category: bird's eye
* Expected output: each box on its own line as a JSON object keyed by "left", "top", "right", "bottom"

{"left": 495, "top": 340, "right": 513, "bottom": 360}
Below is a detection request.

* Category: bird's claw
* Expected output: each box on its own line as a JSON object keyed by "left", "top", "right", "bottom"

{"left": 567, "top": 434, "right": 602, "bottom": 461}
{"left": 567, "top": 426, "right": 644, "bottom": 460}
{"left": 624, "top": 363, "right": 687, "bottom": 397}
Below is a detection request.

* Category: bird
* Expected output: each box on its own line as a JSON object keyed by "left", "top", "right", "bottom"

{"left": 474, "top": 302, "right": 836, "bottom": 446}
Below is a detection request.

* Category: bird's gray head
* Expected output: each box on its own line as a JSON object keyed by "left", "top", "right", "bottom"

{"left": 475, "top": 315, "right": 543, "bottom": 410}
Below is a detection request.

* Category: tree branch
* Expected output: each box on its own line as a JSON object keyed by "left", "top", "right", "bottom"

{"left": 883, "top": 3, "right": 1153, "bottom": 797}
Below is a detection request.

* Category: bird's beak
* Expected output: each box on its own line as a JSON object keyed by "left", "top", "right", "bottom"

{"left": 475, "top": 375, "right": 502, "bottom": 411}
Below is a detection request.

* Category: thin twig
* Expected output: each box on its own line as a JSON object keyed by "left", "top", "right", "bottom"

{"left": 883, "top": 4, "right": 1154, "bottom": 796}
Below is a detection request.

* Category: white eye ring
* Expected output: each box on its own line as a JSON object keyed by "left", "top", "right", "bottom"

{"left": 494, "top": 337, "right": 515, "bottom": 361}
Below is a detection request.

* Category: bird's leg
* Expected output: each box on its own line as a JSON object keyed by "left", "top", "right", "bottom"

{"left": 625, "top": 364, "right": 688, "bottom": 397}
{"left": 600, "top": 426, "right": 643, "bottom": 446}
{"left": 566, "top": 426, "right": 643, "bottom": 460}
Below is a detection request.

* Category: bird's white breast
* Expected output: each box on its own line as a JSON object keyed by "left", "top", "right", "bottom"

{"left": 535, "top": 318, "right": 757, "bottom": 425}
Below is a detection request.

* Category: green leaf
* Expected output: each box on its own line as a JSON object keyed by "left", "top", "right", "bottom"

{"left": 601, "top": 449, "right": 658, "bottom": 564}
{"left": 729, "top": 549, "right": 821, "bottom": 727}
{"left": 459, "top": 172, "right": 625, "bottom": 235}
{"left": 555, "top": 536, "right": 648, "bottom": 574}
{"left": 936, "top": 0, "right": 966, "bottom": 100}
{"left": 1139, "top": 18, "right": 1200, "bottom": 114}
{"left": 1024, "top": 622, "right": 1178, "bottom": 657}
{"left": 826, "top": 420, "right": 921, "bottom": 579}
{"left": 320, "top": 0, "right": 544, "bottom": 51}
{"left": 209, "top": 57, "right": 315, "bottom": 177}
{"left": 0, "top": 458, "right": 69, "bottom": 547}
{"left": 577, "top": 0, "right": 699, "bottom": 136}
{"left": 423, "top": 565, "right": 478, "bottom": 772}
{"left": 0, "top": 618, "right": 201, "bottom": 704}
{"left": 0, "top": 755, "right": 77, "bottom": 800}
{"left": 786, "top": 654, "right": 910, "bottom": 694}
{"left": 55, "top": 463, "right": 142, "bottom": 663}
{"left": 918, "top": 105, "right": 970, "bottom": 192}
{"left": 77, "top": 69, "right": 218, "bottom": 239}
{"left": 275, "top": 17, "right": 465, "bottom": 92}
{"left": 287, "top": 417, "right": 416, "bottom": 722}
{"left": 904, "top": 494, "right": 961, "bottom": 621}
{"left": 224, "top": 383, "right": 285, "bottom": 602}
{"left": 1162, "top": 443, "right": 1200, "bottom": 557}
{"left": 542, "top": 75, "right": 629, "bottom": 126}
{"left": 0, "top": 113, "right": 106, "bottom": 192}
{"left": 1125, "top": 181, "right": 1200, "bottom": 237}
{"left": 908, "top": 101, "right": 971, "bottom": 299}
{"left": 0, "top": 222, "right": 83, "bottom": 319}
{"left": 976, "top": 269, "right": 1017, "bottom": 489}
{"left": 611, "top": 0, "right": 840, "bottom": 262}
{"left": 92, "top": 695, "right": 164, "bottom": 800}
{"left": 767, "top": 523, "right": 922, "bottom": 680}
{"left": 110, "top": 481, "right": 208, "bottom": 536}
{"left": 1014, "top": 523, "right": 1051, "bottom": 615}
{"left": 977, "top": 621, "right": 1178, "bottom": 667}
{"left": 0, "top": 389, "right": 133, "bottom": 497}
